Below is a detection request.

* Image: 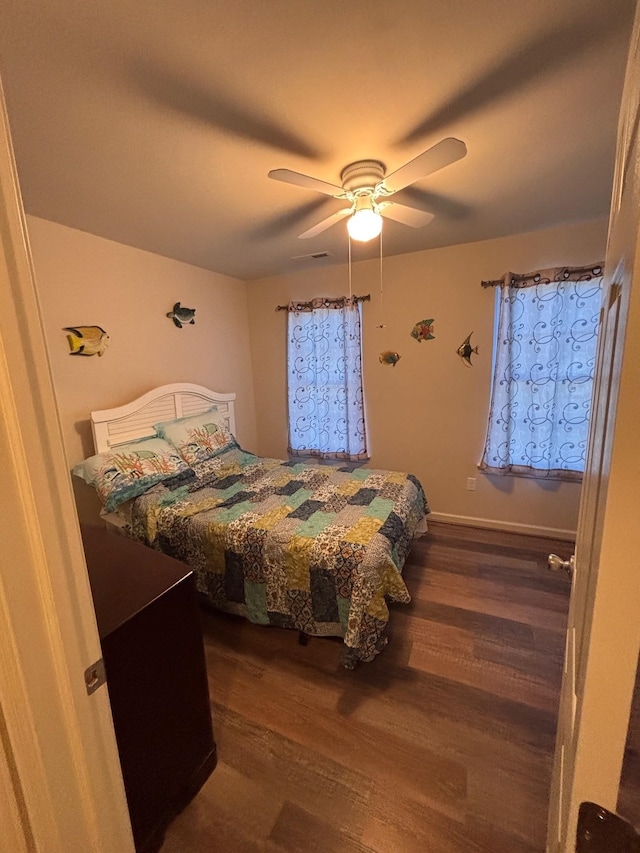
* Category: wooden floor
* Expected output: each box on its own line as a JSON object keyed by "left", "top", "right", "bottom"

{"left": 161, "top": 521, "right": 572, "bottom": 853}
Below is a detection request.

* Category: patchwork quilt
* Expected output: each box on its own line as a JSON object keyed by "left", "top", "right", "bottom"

{"left": 128, "top": 446, "right": 429, "bottom": 666}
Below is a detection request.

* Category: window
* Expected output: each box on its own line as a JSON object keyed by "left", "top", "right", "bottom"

{"left": 287, "top": 296, "right": 368, "bottom": 461}
{"left": 480, "top": 266, "right": 604, "bottom": 480}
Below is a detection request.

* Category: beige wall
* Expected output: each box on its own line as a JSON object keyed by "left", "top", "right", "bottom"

{"left": 27, "top": 216, "right": 257, "bottom": 522}
{"left": 27, "top": 214, "right": 608, "bottom": 535}
{"left": 246, "top": 219, "right": 609, "bottom": 536}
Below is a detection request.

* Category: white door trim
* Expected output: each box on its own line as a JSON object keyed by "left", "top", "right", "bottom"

{"left": 547, "top": 7, "right": 640, "bottom": 848}
{"left": 0, "top": 76, "right": 133, "bottom": 850}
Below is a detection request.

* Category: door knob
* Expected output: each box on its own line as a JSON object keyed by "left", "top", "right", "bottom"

{"left": 548, "top": 553, "right": 575, "bottom": 577}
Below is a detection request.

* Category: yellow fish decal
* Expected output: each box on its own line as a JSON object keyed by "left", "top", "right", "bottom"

{"left": 63, "top": 325, "right": 110, "bottom": 357}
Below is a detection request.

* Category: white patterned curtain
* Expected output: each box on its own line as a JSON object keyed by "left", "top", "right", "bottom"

{"left": 480, "top": 265, "right": 604, "bottom": 480}
{"left": 287, "top": 296, "right": 368, "bottom": 461}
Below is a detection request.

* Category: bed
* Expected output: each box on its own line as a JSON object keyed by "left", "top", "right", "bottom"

{"left": 82, "top": 383, "right": 429, "bottom": 667}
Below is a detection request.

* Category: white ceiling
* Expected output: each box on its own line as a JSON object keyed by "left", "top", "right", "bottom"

{"left": 0, "top": 0, "right": 635, "bottom": 280}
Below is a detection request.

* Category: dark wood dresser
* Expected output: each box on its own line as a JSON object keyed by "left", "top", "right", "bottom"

{"left": 81, "top": 525, "right": 216, "bottom": 852}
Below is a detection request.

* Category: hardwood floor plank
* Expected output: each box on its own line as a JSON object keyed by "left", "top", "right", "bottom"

{"left": 395, "top": 610, "right": 560, "bottom": 711}
{"left": 463, "top": 816, "right": 542, "bottom": 853}
{"left": 397, "top": 597, "right": 537, "bottom": 650}
{"left": 361, "top": 787, "right": 481, "bottom": 853}
{"left": 161, "top": 522, "right": 571, "bottom": 852}
{"left": 345, "top": 675, "right": 556, "bottom": 784}
{"left": 160, "top": 760, "right": 282, "bottom": 852}
{"left": 413, "top": 566, "right": 568, "bottom": 631}
{"left": 424, "top": 520, "right": 574, "bottom": 555}
{"left": 474, "top": 633, "right": 563, "bottom": 683}
{"left": 409, "top": 635, "right": 561, "bottom": 713}
{"left": 268, "top": 801, "right": 374, "bottom": 853}
{"left": 421, "top": 563, "right": 570, "bottom": 613}
{"left": 467, "top": 762, "right": 551, "bottom": 849}
{"left": 213, "top": 706, "right": 374, "bottom": 836}
{"left": 408, "top": 540, "right": 539, "bottom": 575}
{"left": 218, "top": 667, "right": 470, "bottom": 820}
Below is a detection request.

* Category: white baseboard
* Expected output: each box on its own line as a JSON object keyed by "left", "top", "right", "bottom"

{"left": 427, "top": 511, "right": 576, "bottom": 541}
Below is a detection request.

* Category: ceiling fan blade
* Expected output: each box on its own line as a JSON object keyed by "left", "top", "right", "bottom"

{"left": 380, "top": 138, "right": 467, "bottom": 194}
{"left": 378, "top": 202, "right": 435, "bottom": 228}
{"left": 269, "top": 168, "right": 347, "bottom": 198}
{"left": 299, "top": 208, "right": 352, "bottom": 239}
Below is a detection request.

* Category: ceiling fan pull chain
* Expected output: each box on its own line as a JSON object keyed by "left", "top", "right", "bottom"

{"left": 348, "top": 234, "right": 353, "bottom": 300}
{"left": 379, "top": 229, "right": 384, "bottom": 309}
{"left": 375, "top": 229, "right": 388, "bottom": 331}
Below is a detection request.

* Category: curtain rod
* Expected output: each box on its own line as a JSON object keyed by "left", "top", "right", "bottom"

{"left": 276, "top": 294, "right": 371, "bottom": 312}
{"left": 481, "top": 263, "right": 604, "bottom": 289}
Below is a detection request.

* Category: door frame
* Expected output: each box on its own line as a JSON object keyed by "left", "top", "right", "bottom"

{"left": 548, "top": 5, "right": 640, "bottom": 848}
{"left": 0, "top": 77, "right": 134, "bottom": 850}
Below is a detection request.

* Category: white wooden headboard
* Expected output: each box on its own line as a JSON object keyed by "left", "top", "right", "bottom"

{"left": 91, "top": 383, "right": 237, "bottom": 454}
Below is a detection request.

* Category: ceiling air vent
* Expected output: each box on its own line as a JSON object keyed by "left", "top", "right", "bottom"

{"left": 291, "top": 251, "right": 332, "bottom": 261}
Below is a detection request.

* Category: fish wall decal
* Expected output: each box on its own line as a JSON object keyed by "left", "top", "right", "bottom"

{"left": 63, "top": 325, "right": 110, "bottom": 357}
{"left": 411, "top": 318, "right": 435, "bottom": 343}
{"left": 379, "top": 350, "right": 401, "bottom": 367}
{"left": 457, "top": 332, "right": 479, "bottom": 367}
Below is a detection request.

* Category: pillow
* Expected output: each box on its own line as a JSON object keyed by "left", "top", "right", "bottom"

{"left": 72, "top": 437, "right": 193, "bottom": 512}
{"left": 154, "top": 408, "right": 236, "bottom": 466}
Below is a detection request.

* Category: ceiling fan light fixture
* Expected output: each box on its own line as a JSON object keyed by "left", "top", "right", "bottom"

{"left": 269, "top": 138, "right": 467, "bottom": 241}
{"left": 347, "top": 196, "right": 382, "bottom": 242}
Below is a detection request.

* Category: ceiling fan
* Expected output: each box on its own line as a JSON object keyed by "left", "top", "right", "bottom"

{"left": 268, "top": 137, "right": 467, "bottom": 242}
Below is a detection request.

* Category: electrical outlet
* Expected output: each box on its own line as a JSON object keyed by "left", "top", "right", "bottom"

{"left": 466, "top": 477, "right": 477, "bottom": 491}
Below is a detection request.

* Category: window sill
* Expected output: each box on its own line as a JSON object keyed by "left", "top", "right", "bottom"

{"left": 478, "top": 463, "right": 583, "bottom": 483}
